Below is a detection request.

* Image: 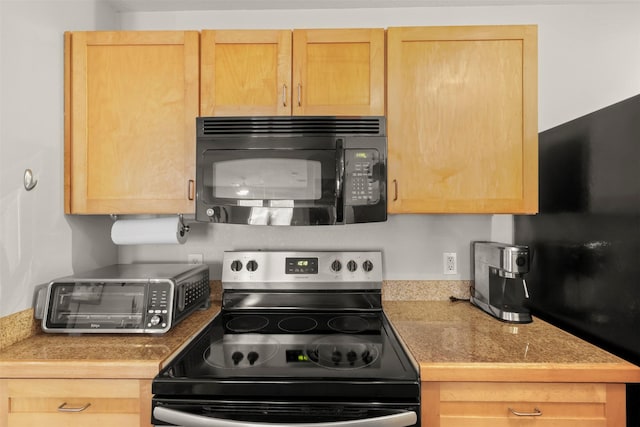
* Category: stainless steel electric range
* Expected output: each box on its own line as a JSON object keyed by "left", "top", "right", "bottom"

{"left": 152, "top": 251, "right": 420, "bottom": 427}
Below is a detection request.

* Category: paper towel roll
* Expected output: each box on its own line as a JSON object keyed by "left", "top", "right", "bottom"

{"left": 111, "top": 217, "right": 188, "bottom": 245}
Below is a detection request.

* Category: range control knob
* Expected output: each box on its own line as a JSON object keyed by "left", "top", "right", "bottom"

{"left": 149, "top": 315, "right": 162, "bottom": 326}
{"left": 246, "top": 260, "right": 258, "bottom": 272}
{"left": 331, "top": 350, "right": 342, "bottom": 364}
{"left": 230, "top": 260, "right": 243, "bottom": 272}
{"left": 347, "top": 260, "right": 358, "bottom": 272}
{"left": 331, "top": 260, "right": 342, "bottom": 272}
{"left": 247, "top": 351, "right": 259, "bottom": 365}
{"left": 232, "top": 351, "right": 244, "bottom": 365}
{"left": 362, "top": 260, "right": 374, "bottom": 272}
{"left": 347, "top": 350, "right": 358, "bottom": 365}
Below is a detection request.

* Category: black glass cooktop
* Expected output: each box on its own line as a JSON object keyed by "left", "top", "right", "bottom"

{"left": 153, "top": 310, "right": 419, "bottom": 400}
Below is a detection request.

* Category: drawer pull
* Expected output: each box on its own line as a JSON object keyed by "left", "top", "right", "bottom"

{"left": 509, "top": 407, "right": 542, "bottom": 417}
{"left": 57, "top": 402, "right": 91, "bottom": 412}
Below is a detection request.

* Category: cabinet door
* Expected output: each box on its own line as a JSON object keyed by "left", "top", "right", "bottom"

{"left": 201, "top": 30, "right": 292, "bottom": 116}
{"left": 1, "top": 378, "right": 152, "bottom": 427}
{"left": 422, "top": 382, "right": 625, "bottom": 427}
{"left": 387, "top": 26, "right": 538, "bottom": 214}
{"left": 292, "top": 29, "right": 385, "bottom": 116}
{"left": 65, "top": 31, "right": 199, "bottom": 214}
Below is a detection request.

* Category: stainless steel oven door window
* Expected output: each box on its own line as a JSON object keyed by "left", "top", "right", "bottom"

{"left": 153, "top": 404, "right": 418, "bottom": 427}
{"left": 45, "top": 282, "right": 146, "bottom": 330}
{"left": 199, "top": 149, "right": 337, "bottom": 225}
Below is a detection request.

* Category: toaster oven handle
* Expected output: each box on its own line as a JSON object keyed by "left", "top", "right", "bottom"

{"left": 154, "top": 406, "right": 417, "bottom": 427}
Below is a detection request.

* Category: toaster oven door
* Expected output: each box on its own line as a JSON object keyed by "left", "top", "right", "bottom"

{"left": 43, "top": 282, "right": 150, "bottom": 332}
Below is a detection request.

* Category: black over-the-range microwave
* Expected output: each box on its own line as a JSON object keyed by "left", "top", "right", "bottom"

{"left": 195, "top": 116, "right": 387, "bottom": 226}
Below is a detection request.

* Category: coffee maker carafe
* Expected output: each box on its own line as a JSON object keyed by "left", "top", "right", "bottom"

{"left": 470, "top": 241, "right": 531, "bottom": 323}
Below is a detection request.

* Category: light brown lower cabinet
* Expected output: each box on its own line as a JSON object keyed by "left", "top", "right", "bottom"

{"left": 0, "top": 378, "right": 152, "bottom": 427}
{"left": 422, "top": 382, "right": 626, "bottom": 427}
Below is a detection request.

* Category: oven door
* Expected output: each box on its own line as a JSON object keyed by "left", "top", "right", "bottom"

{"left": 153, "top": 400, "right": 419, "bottom": 427}
{"left": 196, "top": 137, "right": 343, "bottom": 225}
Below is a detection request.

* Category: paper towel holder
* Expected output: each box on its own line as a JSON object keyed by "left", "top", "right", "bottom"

{"left": 178, "top": 214, "right": 190, "bottom": 237}
{"left": 109, "top": 214, "right": 190, "bottom": 236}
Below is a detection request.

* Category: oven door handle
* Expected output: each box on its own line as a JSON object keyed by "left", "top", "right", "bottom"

{"left": 154, "top": 406, "right": 417, "bottom": 427}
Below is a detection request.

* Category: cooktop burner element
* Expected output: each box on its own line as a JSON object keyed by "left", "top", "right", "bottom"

{"left": 328, "top": 315, "right": 370, "bottom": 333}
{"left": 225, "top": 315, "right": 269, "bottom": 332}
{"left": 278, "top": 316, "right": 318, "bottom": 333}
{"left": 152, "top": 251, "right": 420, "bottom": 427}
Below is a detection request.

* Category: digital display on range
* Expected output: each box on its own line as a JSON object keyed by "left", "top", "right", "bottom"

{"left": 286, "top": 349, "right": 310, "bottom": 363}
{"left": 285, "top": 257, "right": 318, "bottom": 274}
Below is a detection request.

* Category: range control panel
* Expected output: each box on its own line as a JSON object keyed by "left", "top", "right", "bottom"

{"left": 222, "top": 251, "right": 383, "bottom": 290}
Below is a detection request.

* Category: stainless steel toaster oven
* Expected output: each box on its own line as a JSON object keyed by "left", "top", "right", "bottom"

{"left": 36, "top": 264, "right": 210, "bottom": 334}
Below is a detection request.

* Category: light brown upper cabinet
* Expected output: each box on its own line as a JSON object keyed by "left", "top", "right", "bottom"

{"left": 65, "top": 31, "right": 199, "bottom": 214}
{"left": 387, "top": 25, "right": 538, "bottom": 214}
{"left": 200, "top": 29, "right": 385, "bottom": 116}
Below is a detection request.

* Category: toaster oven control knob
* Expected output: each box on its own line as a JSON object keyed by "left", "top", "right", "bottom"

{"left": 232, "top": 351, "right": 244, "bottom": 365}
{"left": 246, "top": 260, "right": 258, "bottom": 272}
{"left": 247, "top": 351, "right": 259, "bottom": 365}
{"left": 331, "top": 260, "right": 342, "bottom": 272}
{"left": 516, "top": 256, "right": 527, "bottom": 267}
{"left": 347, "top": 260, "right": 358, "bottom": 272}
{"left": 231, "top": 260, "right": 243, "bottom": 272}
{"left": 362, "top": 260, "right": 374, "bottom": 272}
{"left": 150, "top": 314, "right": 162, "bottom": 326}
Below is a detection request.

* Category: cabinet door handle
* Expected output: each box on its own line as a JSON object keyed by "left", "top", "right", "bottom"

{"left": 188, "top": 179, "right": 195, "bottom": 201}
{"left": 393, "top": 179, "right": 398, "bottom": 201}
{"left": 297, "top": 83, "right": 302, "bottom": 107}
{"left": 58, "top": 402, "right": 91, "bottom": 412}
{"left": 508, "top": 407, "right": 542, "bottom": 417}
{"left": 282, "top": 84, "right": 287, "bottom": 107}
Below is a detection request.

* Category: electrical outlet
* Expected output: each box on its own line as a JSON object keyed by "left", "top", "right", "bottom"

{"left": 187, "top": 253, "right": 204, "bottom": 265}
{"left": 443, "top": 252, "right": 457, "bottom": 275}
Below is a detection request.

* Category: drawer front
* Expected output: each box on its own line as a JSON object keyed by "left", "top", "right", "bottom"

{"left": 423, "top": 382, "right": 624, "bottom": 427}
{"left": 4, "top": 379, "right": 146, "bottom": 427}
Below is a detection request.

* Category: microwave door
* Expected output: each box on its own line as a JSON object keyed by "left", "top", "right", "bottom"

{"left": 198, "top": 149, "right": 338, "bottom": 225}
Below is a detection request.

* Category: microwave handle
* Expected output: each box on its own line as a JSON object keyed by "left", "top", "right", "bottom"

{"left": 335, "top": 138, "right": 345, "bottom": 223}
{"left": 154, "top": 406, "right": 417, "bottom": 427}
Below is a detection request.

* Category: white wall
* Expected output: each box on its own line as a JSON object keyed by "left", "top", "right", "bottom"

{"left": 0, "top": 1, "right": 120, "bottom": 317}
{"left": 116, "top": 3, "right": 640, "bottom": 279}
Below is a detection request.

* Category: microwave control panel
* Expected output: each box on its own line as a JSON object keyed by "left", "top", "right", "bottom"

{"left": 344, "top": 149, "right": 381, "bottom": 206}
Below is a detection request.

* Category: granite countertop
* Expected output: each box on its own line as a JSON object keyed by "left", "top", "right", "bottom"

{"left": 0, "top": 302, "right": 220, "bottom": 379}
{"left": 2, "top": 299, "right": 640, "bottom": 384}
{"left": 384, "top": 300, "right": 640, "bottom": 383}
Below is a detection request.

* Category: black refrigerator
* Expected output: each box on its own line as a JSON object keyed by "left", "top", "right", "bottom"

{"left": 514, "top": 94, "right": 640, "bottom": 425}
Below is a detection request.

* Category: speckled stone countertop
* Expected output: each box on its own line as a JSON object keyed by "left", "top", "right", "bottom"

{"left": 383, "top": 300, "right": 640, "bottom": 383}
{"left": 0, "top": 302, "right": 220, "bottom": 379}
{"left": 2, "top": 282, "right": 639, "bottom": 385}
